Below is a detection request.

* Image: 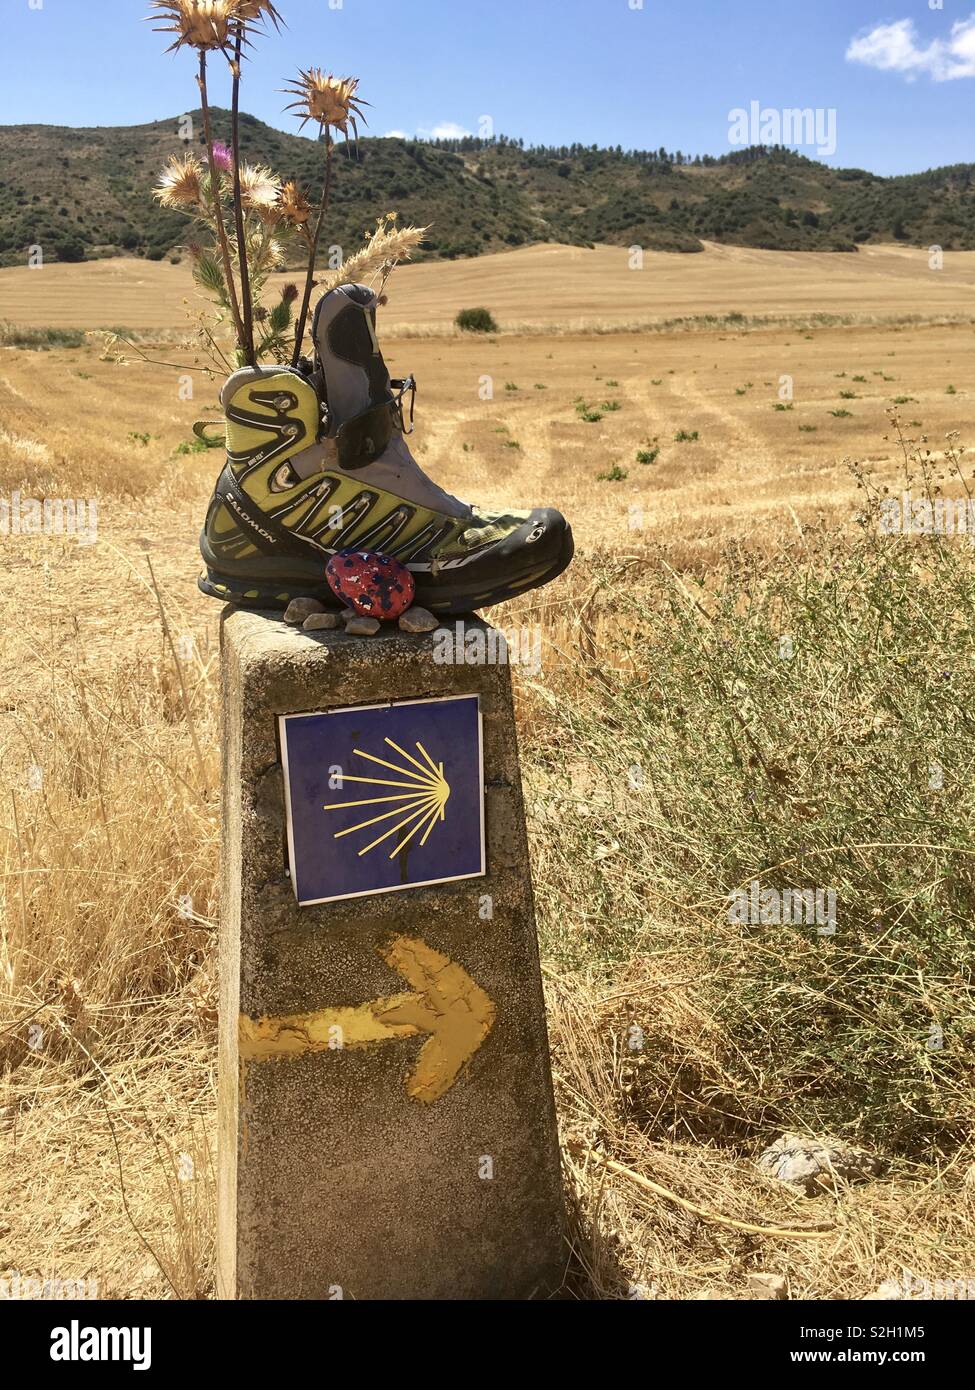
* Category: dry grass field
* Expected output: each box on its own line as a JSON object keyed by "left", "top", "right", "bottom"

{"left": 1, "top": 244, "right": 974, "bottom": 1300}
{"left": 2, "top": 241, "right": 974, "bottom": 333}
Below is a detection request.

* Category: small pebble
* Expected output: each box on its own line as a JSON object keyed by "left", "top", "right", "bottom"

{"left": 863, "top": 1281, "right": 907, "bottom": 1301}
{"left": 747, "top": 1272, "right": 788, "bottom": 1300}
{"left": 284, "top": 597, "right": 325, "bottom": 625}
{"left": 303, "top": 612, "right": 343, "bottom": 632}
{"left": 344, "top": 616, "right": 382, "bottom": 637}
{"left": 398, "top": 605, "right": 439, "bottom": 634}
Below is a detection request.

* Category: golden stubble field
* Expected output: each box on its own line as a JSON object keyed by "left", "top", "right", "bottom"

{"left": 2, "top": 240, "right": 974, "bottom": 333}
{"left": 1, "top": 243, "right": 973, "bottom": 1300}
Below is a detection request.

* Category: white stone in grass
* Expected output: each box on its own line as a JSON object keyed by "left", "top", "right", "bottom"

{"left": 863, "top": 1280, "right": 908, "bottom": 1301}
{"left": 284, "top": 597, "right": 325, "bottom": 625}
{"left": 757, "top": 1133, "right": 882, "bottom": 1195}
{"left": 747, "top": 1272, "right": 787, "bottom": 1300}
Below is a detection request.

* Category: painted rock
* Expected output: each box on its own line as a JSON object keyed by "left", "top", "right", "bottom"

{"left": 326, "top": 550, "right": 415, "bottom": 620}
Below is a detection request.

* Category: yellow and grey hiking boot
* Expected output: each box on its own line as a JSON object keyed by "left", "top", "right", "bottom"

{"left": 198, "top": 282, "right": 573, "bottom": 614}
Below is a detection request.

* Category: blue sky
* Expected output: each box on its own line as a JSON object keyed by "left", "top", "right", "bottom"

{"left": 1, "top": 0, "right": 972, "bottom": 174}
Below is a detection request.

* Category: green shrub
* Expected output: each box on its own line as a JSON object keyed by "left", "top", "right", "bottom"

{"left": 0, "top": 321, "right": 85, "bottom": 349}
{"left": 54, "top": 239, "right": 86, "bottom": 263}
{"left": 455, "top": 306, "right": 498, "bottom": 333}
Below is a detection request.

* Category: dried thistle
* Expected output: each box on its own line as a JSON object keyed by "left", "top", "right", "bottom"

{"left": 239, "top": 164, "right": 282, "bottom": 211}
{"left": 282, "top": 70, "right": 368, "bottom": 138}
{"left": 148, "top": 0, "right": 247, "bottom": 58}
{"left": 236, "top": 0, "right": 283, "bottom": 26}
{"left": 154, "top": 153, "right": 206, "bottom": 210}
{"left": 278, "top": 180, "right": 312, "bottom": 229}
{"left": 253, "top": 236, "right": 287, "bottom": 276}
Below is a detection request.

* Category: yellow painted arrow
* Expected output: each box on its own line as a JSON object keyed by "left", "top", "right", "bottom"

{"left": 238, "top": 935, "right": 495, "bottom": 1103}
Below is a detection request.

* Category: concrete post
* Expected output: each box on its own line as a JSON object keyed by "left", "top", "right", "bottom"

{"left": 217, "top": 609, "right": 565, "bottom": 1300}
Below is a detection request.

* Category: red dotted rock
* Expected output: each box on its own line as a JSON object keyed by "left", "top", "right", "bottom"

{"left": 326, "top": 550, "right": 415, "bottom": 620}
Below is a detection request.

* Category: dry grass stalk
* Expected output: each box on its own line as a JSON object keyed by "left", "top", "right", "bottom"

{"left": 319, "top": 218, "right": 428, "bottom": 295}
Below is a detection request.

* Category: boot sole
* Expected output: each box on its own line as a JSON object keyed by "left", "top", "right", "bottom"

{"left": 199, "top": 524, "right": 574, "bottom": 617}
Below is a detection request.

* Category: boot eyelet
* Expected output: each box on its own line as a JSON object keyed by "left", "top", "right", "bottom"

{"left": 269, "top": 464, "right": 299, "bottom": 493}
{"left": 283, "top": 424, "right": 299, "bottom": 439}
{"left": 275, "top": 394, "right": 294, "bottom": 411}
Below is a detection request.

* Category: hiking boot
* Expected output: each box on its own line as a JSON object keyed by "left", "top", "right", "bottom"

{"left": 198, "top": 283, "right": 573, "bottom": 613}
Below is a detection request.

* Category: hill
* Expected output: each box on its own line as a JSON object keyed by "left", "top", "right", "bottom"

{"left": 0, "top": 112, "right": 973, "bottom": 268}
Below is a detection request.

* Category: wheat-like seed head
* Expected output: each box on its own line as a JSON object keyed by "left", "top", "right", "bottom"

{"left": 319, "top": 220, "right": 428, "bottom": 293}
{"left": 281, "top": 70, "right": 367, "bottom": 137}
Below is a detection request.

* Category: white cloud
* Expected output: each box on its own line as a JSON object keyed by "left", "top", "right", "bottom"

{"left": 846, "top": 14, "right": 975, "bottom": 81}
{"left": 417, "top": 121, "right": 472, "bottom": 140}
{"left": 383, "top": 129, "right": 409, "bottom": 139}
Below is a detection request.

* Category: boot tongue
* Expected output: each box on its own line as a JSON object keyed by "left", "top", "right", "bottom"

{"left": 312, "top": 283, "right": 390, "bottom": 424}
{"left": 313, "top": 283, "right": 471, "bottom": 522}
{"left": 365, "top": 434, "right": 471, "bottom": 521}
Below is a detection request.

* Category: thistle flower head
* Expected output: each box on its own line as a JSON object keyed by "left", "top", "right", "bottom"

{"left": 236, "top": 0, "right": 283, "bottom": 26}
{"left": 282, "top": 69, "right": 367, "bottom": 137}
{"left": 211, "top": 140, "right": 234, "bottom": 172}
{"left": 148, "top": 0, "right": 248, "bottom": 56}
{"left": 153, "top": 152, "right": 206, "bottom": 209}
{"left": 239, "top": 163, "right": 282, "bottom": 210}
{"left": 278, "top": 179, "right": 312, "bottom": 227}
